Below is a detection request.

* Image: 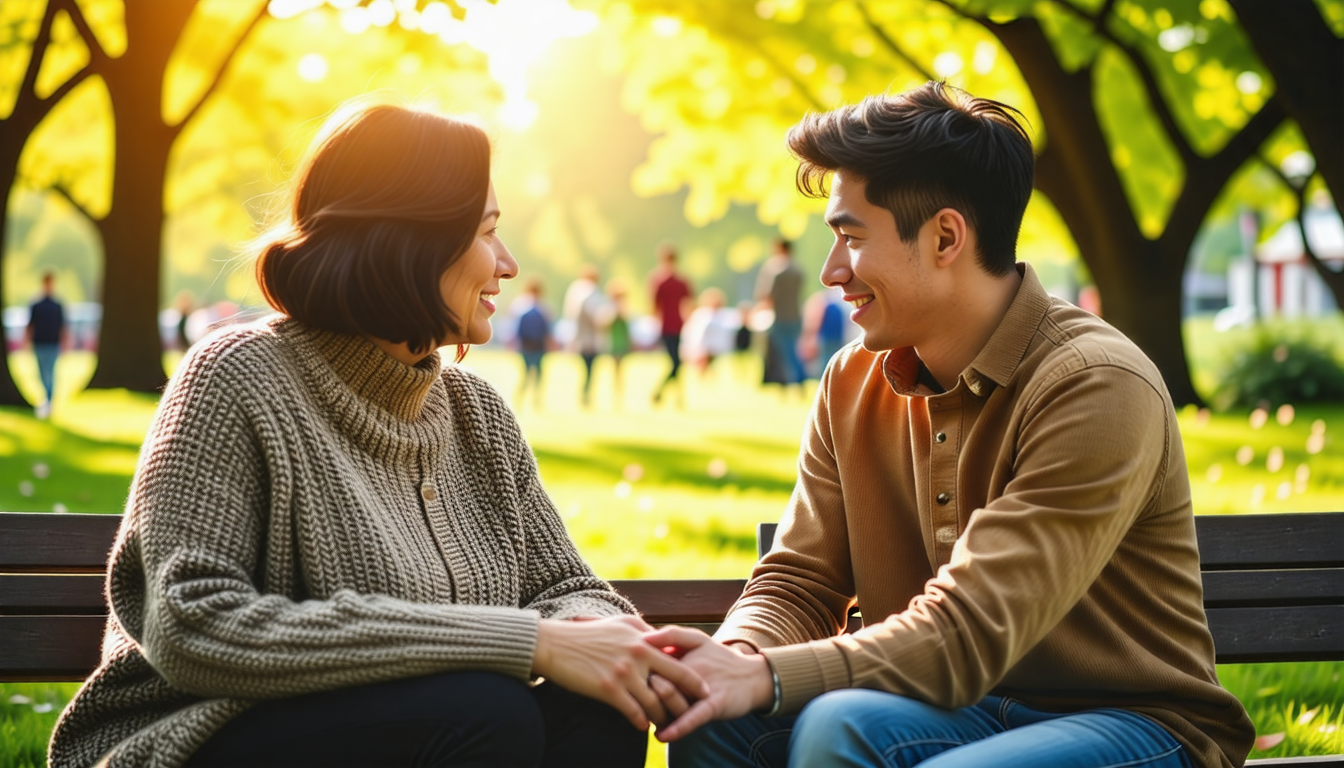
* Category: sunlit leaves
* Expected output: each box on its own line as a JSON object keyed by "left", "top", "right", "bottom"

{"left": 0, "top": 0, "right": 44, "bottom": 119}
{"left": 18, "top": 76, "right": 112, "bottom": 219}
{"left": 589, "top": 0, "right": 1041, "bottom": 238}
{"left": 1094, "top": 46, "right": 1182, "bottom": 238}
{"left": 33, "top": 10, "right": 88, "bottom": 99}
{"left": 164, "top": 0, "right": 268, "bottom": 125}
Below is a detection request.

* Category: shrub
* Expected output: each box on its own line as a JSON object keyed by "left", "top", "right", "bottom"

{"left": 1212, "top": 325, "right": 1344, "bottom": 411}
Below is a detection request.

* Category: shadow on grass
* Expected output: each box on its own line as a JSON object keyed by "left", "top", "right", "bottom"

{"left": 0, "top": 405, "right": 138, "bottom": 514}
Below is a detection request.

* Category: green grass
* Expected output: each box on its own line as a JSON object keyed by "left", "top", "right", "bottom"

{"left": 3, "top": 322, "right": 1343, "bottom": 765}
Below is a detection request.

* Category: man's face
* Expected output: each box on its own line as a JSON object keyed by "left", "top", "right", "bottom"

{"left": 820, "top": 170, "right": 934, "bottom": 352}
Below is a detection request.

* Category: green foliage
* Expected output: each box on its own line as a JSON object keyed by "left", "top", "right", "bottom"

{"left": 1220, "top": 662, "right": 1344, "bottom": 759}
{"left": 0, "top": 683, "right": 77, "bottom": 768}
{"left": 1212, "top": 324, "right": 1344, "bottom": 411}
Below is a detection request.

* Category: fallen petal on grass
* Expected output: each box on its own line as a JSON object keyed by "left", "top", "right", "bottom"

{"left": 1254, "top": 732, "right": 1286, "bottom": 751}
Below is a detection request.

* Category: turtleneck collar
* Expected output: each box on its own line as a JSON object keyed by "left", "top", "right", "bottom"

{"left": 300, "top": 325, "right": 442, "bottom": 421}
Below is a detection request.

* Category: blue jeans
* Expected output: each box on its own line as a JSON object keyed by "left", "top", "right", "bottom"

{"left": 33, "top": 343, "right": 59, "bottom": 402}
{"left": 669, "top": 692, "right": 1190, "bottom": 768}
{"left": 768, "top": 321, "right": 805, "bottom": 385}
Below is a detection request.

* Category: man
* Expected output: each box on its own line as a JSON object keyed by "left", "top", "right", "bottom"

{"left": 755, "top": 238, "right": 805, "bottom": 389}
{"left": 648, "top": 82, "right": 1253, "bottom": 768}
{"left": 649, "top": 243, "right": 693, "bottom": 405}
{"left": 26, "top": 271, "right": 66, "bottom": 419}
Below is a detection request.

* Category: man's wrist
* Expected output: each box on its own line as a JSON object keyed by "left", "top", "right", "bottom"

{"left": 753, "top": 654, "right": 782, "bottom": 716}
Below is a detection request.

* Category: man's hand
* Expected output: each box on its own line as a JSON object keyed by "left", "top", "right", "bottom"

{"left": 642, "top": 625, "right": 776, "bottom": 742}
{"left": 534, "top": 615, "right": 709, "bottom": 731}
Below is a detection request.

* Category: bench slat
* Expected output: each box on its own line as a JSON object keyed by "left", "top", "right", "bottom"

{"left": 0, "top": 512, "right": 121, "bottom": 573}
{"left": 1206, "top": 605, "right": 1344, "bottom": 663}
{"left": 0, "top": 615, "right": 105, "bottom": 682}
{"left": 0, "top": 574, "right": 106, "bottom": 614}
{"left": 1202, "top": 568, "right": 1344, "bottom": 608}
{"left": 1197, "top": 513, "right": 1344, "bottom": 570}
{"left": 609, "top": 579, "right": 745, "bottom": 624}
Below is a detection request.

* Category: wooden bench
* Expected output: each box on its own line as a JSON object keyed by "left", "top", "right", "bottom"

{"left": 2, "top": 510, "right": 1341, "bottom": 766}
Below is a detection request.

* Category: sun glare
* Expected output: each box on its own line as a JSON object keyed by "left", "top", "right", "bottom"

{"left": 267, "top": 0, "right": 598, "bottom": 131}
{"left": 437, "top": 0, "right": 599, "bottom": 131}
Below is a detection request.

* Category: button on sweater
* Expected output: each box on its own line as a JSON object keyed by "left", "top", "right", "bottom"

{"left": 49, "top": 317, "right": 634, "bottom": 768}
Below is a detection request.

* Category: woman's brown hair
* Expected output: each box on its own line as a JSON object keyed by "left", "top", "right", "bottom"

{"left": 254, "top": 98, "right": 490, "bottom": 355}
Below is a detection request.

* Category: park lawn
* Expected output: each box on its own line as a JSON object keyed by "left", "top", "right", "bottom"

{"left": 2, "top": 337, "right": 1342, "bottom": 765}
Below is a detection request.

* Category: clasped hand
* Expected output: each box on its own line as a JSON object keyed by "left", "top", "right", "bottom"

{"left": 535, "top": 617, "right": 773, "bottom": 739}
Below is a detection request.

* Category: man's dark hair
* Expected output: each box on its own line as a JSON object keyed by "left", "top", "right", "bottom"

{"left": 254, "top": 98, "right": 490, "bottom": 355}
{"left": 786, "top": 81, "right": 1034, "bottom": 276}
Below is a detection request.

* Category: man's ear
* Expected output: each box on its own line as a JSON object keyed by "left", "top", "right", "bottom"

{"left": 929, "top": 208, "right": 968, "bottom": 267}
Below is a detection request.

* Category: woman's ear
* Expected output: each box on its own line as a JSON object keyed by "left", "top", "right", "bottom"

{"left": 930, "top": 208, "right": 968, "bottom": 267}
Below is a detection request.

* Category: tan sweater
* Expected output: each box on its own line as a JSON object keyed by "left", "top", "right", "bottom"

{"left": 718, "top": 264, "right": 1254, "bottom": 768}
{"left": 49, "top": 318, "right": 634, "bottom": 768}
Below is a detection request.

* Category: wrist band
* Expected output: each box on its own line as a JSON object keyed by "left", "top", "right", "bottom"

{"left": 763, "top": 657, "right": 783, "bottom": 717}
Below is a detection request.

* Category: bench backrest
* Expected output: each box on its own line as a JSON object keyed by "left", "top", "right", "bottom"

{"left": 2, "top": 511, "right": 1341, "bottom": 682}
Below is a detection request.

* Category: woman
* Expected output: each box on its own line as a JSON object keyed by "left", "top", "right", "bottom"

{"left": 48, "top": 98, "right": 702, "bottom": 768}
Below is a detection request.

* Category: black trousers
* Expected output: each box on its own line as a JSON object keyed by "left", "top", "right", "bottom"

{"left": 185, "top": 671, "right": 648, "bottom": 768}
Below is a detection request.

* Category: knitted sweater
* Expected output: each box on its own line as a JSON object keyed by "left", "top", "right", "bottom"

{"left": 48, "top": 317, "right": 634, "bottom": 768}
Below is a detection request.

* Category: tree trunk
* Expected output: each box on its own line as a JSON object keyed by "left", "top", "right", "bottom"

{"left": 0, "top": 159, "right": 34, "bottom": 407}
{"left": 1230, "top": 0, "right": 1344, "bottom": 208}
{"left": 85, "top": 2, "right": 195, "bottom": 391}
{"left": 993, "top": 17, "right": 1205, "bottom": 405}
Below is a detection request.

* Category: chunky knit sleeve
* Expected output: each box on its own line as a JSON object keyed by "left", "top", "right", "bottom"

{"left": 109, "top": 338, "right": 540, "bottom": 700}
{"left": 458, "top": 371, "right": 636, "bottom": 620}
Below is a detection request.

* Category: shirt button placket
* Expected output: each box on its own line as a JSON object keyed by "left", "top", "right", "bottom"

{"left": 930, "top": 414, "right": 957, "bottom": 564}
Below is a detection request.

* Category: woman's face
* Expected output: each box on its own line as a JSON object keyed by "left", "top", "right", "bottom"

{"left": 440, "top": 183, "right": 517, "bottom": 346}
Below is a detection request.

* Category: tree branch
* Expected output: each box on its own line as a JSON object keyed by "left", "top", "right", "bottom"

{"left": 172, "top": 4, "right": 270, "bottom": 135}
{"left": 855, "top": 0, "right": 937, "bottom": 82}
{"left": 48, "top": 181, "right": 96, "bottom": 224}
{"left": 15, "top": 0, "right": 63, "bottom": 103}
{"left": 1047, "top": 0, "right": 1195, "bottom": 165}
{"left": 1257, "top": 155, "right": 1344, "bottom": 297}
{"left": 736, "top": 36, "right": 827, "bottom": 112}
{"left": 53, "top": 0, "right": 110, "bottom": 67}
{"left": 1200, "top": 98, "right": 1285, "bottom": 177}
{"left": 37, "top": 63, "right": 94, "bottom": 112}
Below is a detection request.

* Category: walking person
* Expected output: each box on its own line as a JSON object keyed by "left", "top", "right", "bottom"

{"left": 26, "top": 271, "right": 66, "bottom": 419}
{"left": 754, "top": 238, "right": 805, "bottom": 392}
{"left": 648, "top": 243, "right": 692, "bottom": 406}
{"left": 562, "top": 265, "right": 606, "bottom": 408}
{"left": 601, "top": 278, "right": 634, "bottom": 408}
{"left": 513, "top": 277, "right": 553, "bottom": 410}
{"left": 47, "top": 97, "right": 704, "bottom": 768}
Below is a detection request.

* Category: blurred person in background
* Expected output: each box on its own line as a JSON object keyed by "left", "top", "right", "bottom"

{"left": 25, "top": 270, "right": 66, "bottom": 419}
{"left": 601, "top": 278, "right": 634, "bottom": 407}
{"left": 649, "top": 243, "right": 693, "bottom": 406}
{"left": 755, "top": 238, "right": 805, "bottom": 394}
{"left": 513, "top": 276, "right": 554, "bottom": 410}
{"left": 680, "top": 287, "right": 739, "bottom": 378}
{"left": 563, "top": 265, "right": 607, "bottom": 408}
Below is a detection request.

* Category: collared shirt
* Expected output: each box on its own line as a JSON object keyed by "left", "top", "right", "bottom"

{"left": 718, "top": 263, "right": 1253, "bottom": 768}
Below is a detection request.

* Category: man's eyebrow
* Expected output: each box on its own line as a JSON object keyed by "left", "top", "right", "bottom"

{"left": 826, "top": 211, "right": 865, "bottom": 229}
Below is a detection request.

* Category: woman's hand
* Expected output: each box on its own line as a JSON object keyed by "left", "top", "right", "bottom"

{"left": 641, "top": 625, "right": 776, "bottom": 742}
{"left": 534, "top": 615, "right": 709, "bottom": 730}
